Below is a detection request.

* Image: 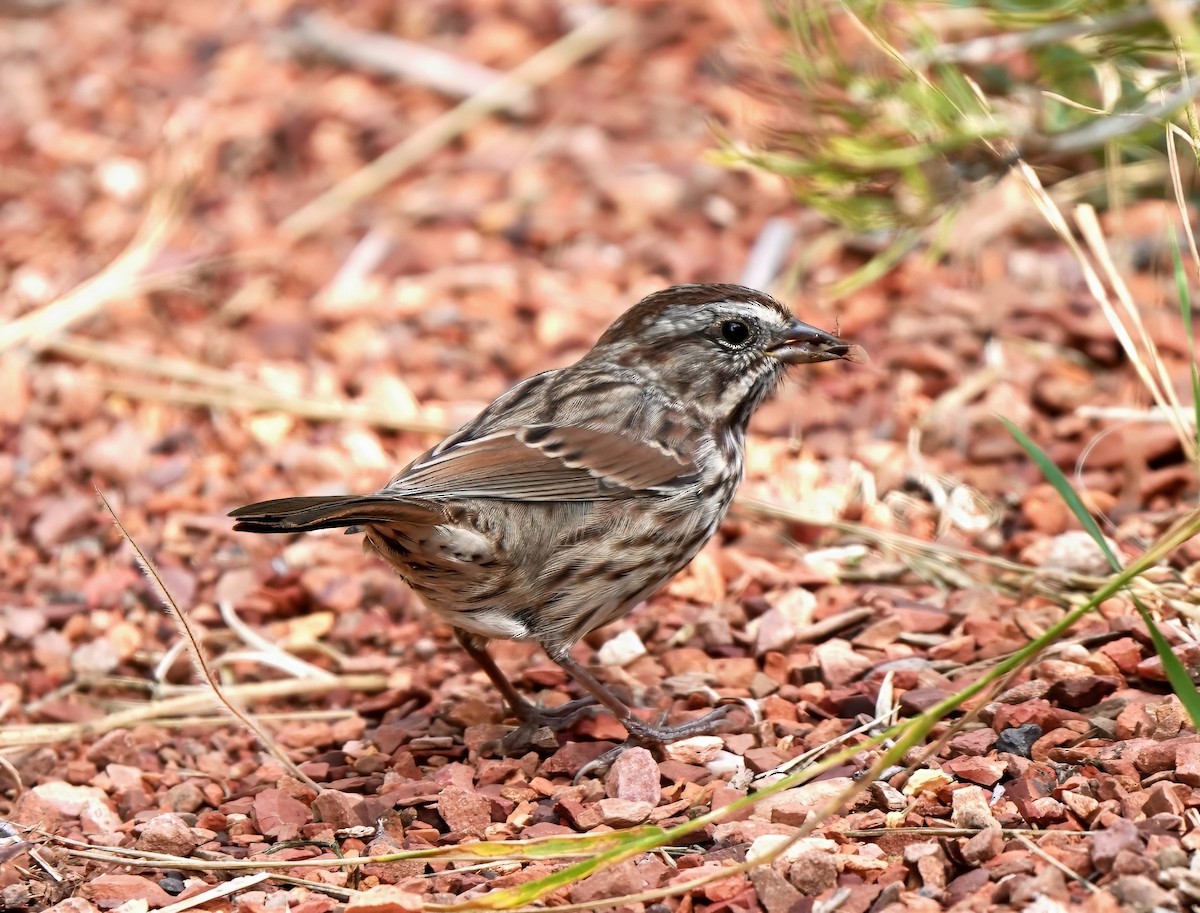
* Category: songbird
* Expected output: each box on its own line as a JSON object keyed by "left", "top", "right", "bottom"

{"left": 231, "top": 284, "right": 858, "bottom": 759}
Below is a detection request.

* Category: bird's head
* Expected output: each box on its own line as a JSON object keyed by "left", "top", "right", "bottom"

{"left": 590, "top": 283, "right": 860, "bottom": 429}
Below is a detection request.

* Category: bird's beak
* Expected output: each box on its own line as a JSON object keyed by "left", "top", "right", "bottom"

{"left": 768, "top": 319, "right": 860, "bottom": 365}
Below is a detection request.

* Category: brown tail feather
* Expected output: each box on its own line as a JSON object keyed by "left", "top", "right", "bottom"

{"left": 229, "top": 495, "right": 439, "bottom": 533}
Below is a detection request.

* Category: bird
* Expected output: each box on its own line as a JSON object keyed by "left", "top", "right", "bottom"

{"left": 231, "top": 283, "right": 858, "bottom": 761}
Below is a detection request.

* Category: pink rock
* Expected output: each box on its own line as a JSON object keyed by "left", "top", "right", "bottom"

{"left": 81, "top": 874, "right": 173, "bottom": 909}
{"left": 251, "top": 788, "right": 311, "bottom": 840}
{"left": 604, "top": 747, "right": 660, "bottom": 806}
{"left": 595, "top": 798, "right": 652, "bottom": 827}
{"left": 755, "top": 777, "right": 858, "bottom": 825}
{"left": 812, "top": 639, "right": 873, "bottom": 686}
{"left": 135, "top": 813, "right": 198, "bottom": 856}
{"left": 313, "top": 790, "right": 367, "bottom": 830}
{"left": 437, "top": 786, "right": 491, "bottom": 836}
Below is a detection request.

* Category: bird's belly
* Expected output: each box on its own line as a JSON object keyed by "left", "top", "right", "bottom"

{"left": 363, "top": 489, "right": 731, "bottom": 650}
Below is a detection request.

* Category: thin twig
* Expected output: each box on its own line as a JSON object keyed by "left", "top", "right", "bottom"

{"left": 907, "top": 2, "right": 1200, "bottom": 66}
{"left": 97, "top": 376, "right": 451, "bottom": 435}
{"left": 217, "top": 600, "right": 337, "bottom": 681}
{"left": 280, "top": 8, "right": 629, "bottom": 240}
{"left": 0, "top": 140, "right": 197, "bottom": 354}
{"left": 0, "top": 676, "right": 387, "bottom": 749}
{"left": 1030, "top": 80, "right": 1200, "bottom": 157}
{"left": 283, "top": 12, "right": 533, "bottom": 115}
{"left": 42, "top": 333, "right": 451, "bottom": 434}
{"left": 739, "top": 217, "right": 795, "bottom": 290}
{"left": 1015, "top": 834, "right": 1099, "bottom": 894}
{"left": 99, "top": 492, "right": 322, "bottom": 791}
{"left": 159, "top": 873, "right": 272, "bottom": 913}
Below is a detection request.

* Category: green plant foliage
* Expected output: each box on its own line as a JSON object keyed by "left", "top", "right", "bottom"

{"left": 724, "top": 1, "right": 1199, "bottom": 240}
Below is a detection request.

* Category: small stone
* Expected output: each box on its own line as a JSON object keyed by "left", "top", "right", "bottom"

{"left": 1006, "top": 865, "right": 1067, "bottom": 907}
{"left": 705, "top": 751, "right": 746, "bottom": 779}
{"left": 853, "top": 617, "right": 903, "bottom": 649}
{"left": 903, "top": 842, "right": 950, "bottom": 891}
{"left": 43, "top": 900, "right": 100, "bottom": 913}
{"left": 604, "top": 747, "right": 660, "bottom": 806}
{"left": 80, "top": 874, "right": 173, "bottom": 909}
{"left": 898, "top": 687, "right": 951, "bottom": 713}
{"left": 164, "top": 782, "right": 206, "bottom": 814}
{"left": 946, "top": 728, "right": 998, "bottom": 757}
{"left": 945, "top": 868, "right": 991, "bottom": 907}
{"left": 747, "top": 834, "right": 838, "bottom": 865}
{"left": 84, "top": 732, "right": 138, "bottom": 768}
{"left": 1023, "top": 530, "right": 1119, "bottom": 576}
{"left": 597, "top": 629, "right": 646, "bottom": 667}
{"left": 343, "top": 884, "right": 424, "bottom": 912}
{"left": 135, "top": 813, "right": 197, "bottom": 856}
{"left": 961, "top": 827, "right": 1003, "bottom": 865}
{"left": 812, "top": 639, "right": 873, "bottom": 686}
{"left": 313, "top": 790, "right": 367, "bottom": 830}
{"left": 1099, "top": 637, "right": 1143, "bottom": 674}
{"left": 995, "top": 723, "right": 1042, "bottom": 757}
{"left": 941, "top": 755, "right": 1006, "bottom": 786}
{"left": 1061, "top": 789, "right": 1100, "bottom": 823}
{"left": 1045, "top": 675, "right": 1119, "bottom": 709}
{"left": 756, "top": 778, "right": 857, "bottom": 825}
{"left": 787, "top": 850, "right": 840, "bottom": 895}
{"left": 30, "top": 782, "right": 108, "bottom": 817}
{"left": 437, "top": 786, "right": 491, "bottom": 836}
{"left": 743, "top": 747, "right": 789, "bottom": 774}
{"left": 1108, "top": 874, "right": 1178, "bottom": 913}
{"left": 749, "top": 867, "right": 801, "bottom": 913}
{"left": 1177, "top": 740, "right": 1200, "bottom": 786}
{"left": 1031, "top": 726, "right": 1084, "bottom": 761}
{"left": 665, "top": 736, "right": 724, "bottom": 765}
{"left": 1129, "top": 738, "right": 1179, "bottom": 774}
{"left": 541, "top": 742, "right": 614, "bottom": 777}
{"left": 79, "top": 797, "right": 122, "bottom": 836}
{"left": 904, "top": 768, "right": 952, "bottom": 796}
{"left": 753, "top": 608, "right": 798, "bottom": 656}
{"left": 889, "top": 602, "right": 953, "bottom": 633}
{"left": 556, "top": 797, "right": 601, "bottom": 831}
{"left": 568, "top": 858, "right": 651, "bottom": 905}
{"left": 251, "top": 788, "right": 310, "bottom": 840}
{"left": 1142, "top": 782, "right": 1187, "bottom": 818}
{"left": 950, "top": 786, "right": 999, "bottom": 830}
{"left": 595, "top": 798, "right": 652, "bottom": 827}
{"left": 1092, "top": 817, "right": 1143, "bottom": 873}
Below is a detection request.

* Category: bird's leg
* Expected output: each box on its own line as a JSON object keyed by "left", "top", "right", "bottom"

{"left": 550, "top": 650, "right": 735, "bottom": 778}
{"left": 453, "top": 629, "right": 596, "bottom": 747}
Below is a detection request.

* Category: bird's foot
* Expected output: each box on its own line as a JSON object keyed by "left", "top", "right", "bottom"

{"left": 486, "top": 696, "right": 600, "bottom": 755}
{"left": 573, "top": 703, "right": 742, "bottom": 781}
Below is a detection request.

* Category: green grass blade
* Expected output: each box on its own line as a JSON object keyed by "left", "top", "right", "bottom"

{"left": 1001, "top": 415, "right": 1200, "bottom": 728}
{"left": 999, "top": 417, "right": 1118, "bottom": 568}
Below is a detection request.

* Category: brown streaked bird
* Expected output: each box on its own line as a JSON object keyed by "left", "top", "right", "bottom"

{"left": 231, "top": 284, "right": 859, "bottom": 763}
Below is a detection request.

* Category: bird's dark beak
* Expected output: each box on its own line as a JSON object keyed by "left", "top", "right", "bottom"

{"left": 768, "top": 319, "right": 860, "bottom": 365}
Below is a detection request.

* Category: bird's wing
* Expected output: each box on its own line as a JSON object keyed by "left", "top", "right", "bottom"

{"left": 386, "top": 425, "right": 700, "bottom": 502}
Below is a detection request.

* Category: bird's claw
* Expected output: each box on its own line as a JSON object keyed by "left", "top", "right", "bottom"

{"left": 483, "top": 696, "right": 601, "bottom": 756}
{"left": 573, "top": 704, "right": 737, "bottom": 782}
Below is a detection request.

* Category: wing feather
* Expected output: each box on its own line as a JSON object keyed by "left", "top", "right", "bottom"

{"left": 386, "top": 425, "right": 698, "bottom": 502}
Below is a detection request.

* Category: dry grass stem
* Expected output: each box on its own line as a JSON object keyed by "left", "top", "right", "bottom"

{"left": 0, "top": 675, "right": 386, "bottom": 749}
{"left": 280, "top": 8, "right": 629, "bottom": 240}
{"left": 99, "top": 492, "right": 322, "bottom": 790}
{"left": 284, "top": 12, "right": 533, "bottom": 114}
{"left": 0, "top": 157, "right": 194, "bottom": 354}
{"left": 159, "top": 873, "right": 272, "bottom": 913}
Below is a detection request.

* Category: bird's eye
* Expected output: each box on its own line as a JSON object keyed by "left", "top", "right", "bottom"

{"left": 719, "top": 319, "right": 751, "bottom": 346}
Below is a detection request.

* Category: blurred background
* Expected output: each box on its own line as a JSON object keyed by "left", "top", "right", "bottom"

{"left": 3, "top": 0, "right": 1200, "bottom": 905}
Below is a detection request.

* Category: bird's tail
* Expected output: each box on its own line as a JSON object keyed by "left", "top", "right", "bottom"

{"left": 229, "top": 495, "right": 439, "bottom": 534}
